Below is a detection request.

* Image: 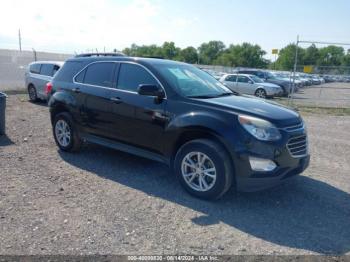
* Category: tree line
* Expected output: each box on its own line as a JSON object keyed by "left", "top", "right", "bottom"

{"left": 121, "top": 41, "right": 350, "bottom": 70}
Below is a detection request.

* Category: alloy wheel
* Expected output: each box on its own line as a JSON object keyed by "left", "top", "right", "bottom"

{"left": 255, "top": 89, "right": 266, "bottom": 98}
{"left": 181, "top": 151, "right": 217, "bottom": 192}
{"left": 55, "top": 119, "right": 71, "bottom": 147}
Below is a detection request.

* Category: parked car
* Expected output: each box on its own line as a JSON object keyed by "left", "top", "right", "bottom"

{"left": 219, "top": 73, "right": 283, "bottom": 98}
{"left": 25, "top": 61, "right": 64, "bottom": 102}
{"left": 48, "top": 54, "right": 310, "bottom": 200}
{"left": 311, "top": 75, "right": 321, "bottom": 85}
{"left": 236, "top": 69, "right": 292, "bottom": 96}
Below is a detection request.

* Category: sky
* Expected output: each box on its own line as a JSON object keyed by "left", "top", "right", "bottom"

{"left": 1, "top": 0, "right": 350, "bottom": 58}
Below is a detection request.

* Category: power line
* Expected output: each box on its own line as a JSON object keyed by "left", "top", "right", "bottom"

{"left": 298, "top": 40, "right": 350, "bottom": 46}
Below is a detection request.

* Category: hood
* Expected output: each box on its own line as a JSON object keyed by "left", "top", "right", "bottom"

{"left": 200, "top": 95, "right": 300, "bottom": 126}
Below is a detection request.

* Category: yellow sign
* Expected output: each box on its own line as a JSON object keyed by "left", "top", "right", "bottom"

{"left": 272, "top": 49, "right": 279, "bottom": 54}
{"left": 303, "top": 66, "right": 313, "bottom": 73}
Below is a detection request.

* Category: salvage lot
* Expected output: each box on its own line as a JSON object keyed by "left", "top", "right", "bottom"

{"left": 280, "top": 82, "right": 350, "bottom": 108}
{"left": 1, "top": 90, "right": 350, "bottom": 255}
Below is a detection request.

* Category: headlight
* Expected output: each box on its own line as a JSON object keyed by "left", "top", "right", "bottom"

{"left": 238, "top": 115, "right": 281, "bottom": 141}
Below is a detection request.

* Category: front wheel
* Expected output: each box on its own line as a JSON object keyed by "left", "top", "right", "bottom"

{"left": 53, "top": 112, "right": 81, "bottom": 152}
{"left": 255, "top": 88, "right": 267, "bottom": 98}
{"left": 174, "top": 139, "right": 234, "bottom": 200}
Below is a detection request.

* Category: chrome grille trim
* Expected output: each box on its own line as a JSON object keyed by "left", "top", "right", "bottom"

{"left": 287, "top": 134, "right": 308, "bottom": 158}
{"left": 281, "top": 122, "right": 304, "bottom": 132}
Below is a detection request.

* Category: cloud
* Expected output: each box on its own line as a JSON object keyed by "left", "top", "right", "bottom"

{"left": 0, "top": 0, "right": 163, "bottom": 52}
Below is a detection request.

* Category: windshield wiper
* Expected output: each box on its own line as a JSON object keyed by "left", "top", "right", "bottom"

{"left": 216, "top": 92, "right": 237, "bottom": 97}
{"left": 187, "top": 95, "right": 214, "bottom": 99}
{"left": 188, "top": 92, "right": 238, "bottom": 99}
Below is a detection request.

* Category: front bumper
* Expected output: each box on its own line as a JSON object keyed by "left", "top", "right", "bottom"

{"left": 235, "top": 154, "right": 310, "bottom": 192}
{"left": 223, "top": 121, "right": 310, "bottom": 192}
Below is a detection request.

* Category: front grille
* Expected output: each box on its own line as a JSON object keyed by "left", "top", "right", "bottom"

{"left": 283, "top": 122, "right": 304, "bottom": 132}
{"left": 287, "top": 135, "right": 308, "bottom": 158}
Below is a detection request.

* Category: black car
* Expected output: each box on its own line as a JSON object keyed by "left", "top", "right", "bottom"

{"left": 237, "top": 69, "right": 292, "bottom": 96}
{"left": 48, "top": 54, "right": 310, "bottom": 200}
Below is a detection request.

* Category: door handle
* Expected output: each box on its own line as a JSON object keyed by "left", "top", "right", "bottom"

{"left": 110, "top": 97, "right": 122, "bottom": 104}
{"left": 72, "top": 87, "right": 81, "bottom": 93}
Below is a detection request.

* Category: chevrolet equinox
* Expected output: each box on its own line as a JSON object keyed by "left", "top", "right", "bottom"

{"left": 48, "top": 54, "right": 310, "bottom": 200}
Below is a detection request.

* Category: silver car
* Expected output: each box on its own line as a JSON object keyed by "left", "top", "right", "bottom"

{"left": 25, "top": 61, "right": 64, "bottom": 101}
{"left": 219, "top": 74, "right": 283, "bottom": 98}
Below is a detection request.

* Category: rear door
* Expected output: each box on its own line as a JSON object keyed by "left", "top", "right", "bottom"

{"left": 28, "top": 63, "right": 42, "bottom": 94}
{"left": 75, "top": 62, "right": 117, "bottom": 138}
{"left": 108, "top": 62, "right": 167, "bottom": 153}
{"left": 223, "top": 75, "right": 238, "bottom": 92}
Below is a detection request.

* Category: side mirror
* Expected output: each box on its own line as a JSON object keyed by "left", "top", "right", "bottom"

{"left": 138, "top": 84, "right": 165, "bottom": 98}
{"left": 248, "top": 80, "right": 253, "bottom": 84}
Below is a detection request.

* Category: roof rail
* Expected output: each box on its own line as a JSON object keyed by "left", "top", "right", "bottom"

{"left": 75, "top": 52, "right": 126, "bottom": 58}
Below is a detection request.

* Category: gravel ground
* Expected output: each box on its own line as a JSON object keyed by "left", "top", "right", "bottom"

{"left": 1, "top": 95, "right": 350, "bottom": 256}
{"left": 284, "top": 82, "right": 350, "bottom": 108}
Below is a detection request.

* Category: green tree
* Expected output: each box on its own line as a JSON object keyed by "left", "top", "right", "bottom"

{"left": 275, "top": 44, "right": 305, "bottom": 70}
{"left": 217, "top": 43, "right": 268, "bottom": 68}
{"left": 123, "top": 44, "right": 163, "bottom": 57}
{"left": 317, "top": 45, "right": 344, "bottom": 66}
{"left": 303, "top": 44, "right": 319, "bottom": 65}
{"left": 342, "top": 50, "right": 350, "bottom": 66}
{"left": 179, "top": 46, "right": 198, "bottom": 63}
{"left": 162, "top": 42, "right": 180, "bottom": 60}
{"left": 198, "top": 41, "right": 226, "bottom": 64}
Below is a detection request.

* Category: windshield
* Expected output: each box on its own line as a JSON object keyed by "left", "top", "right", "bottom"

{"left": 250, "top": 75, "right": 264, "bottom": 83}
{"left": 154, "top": 63, "right": 233, "bottom": 98}
{"left": 266, "top": 71, "right": 277, "bottom": 79}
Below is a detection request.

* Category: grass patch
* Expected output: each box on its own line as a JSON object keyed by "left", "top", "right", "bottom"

{"left": 297, "top": 106, "right": 350, "bottom": 116}
{"left": 272, "top": 98, "right": 350, "bottom": 116}
{"left": 1, "top": 89, "right": 27, "bottom": 95}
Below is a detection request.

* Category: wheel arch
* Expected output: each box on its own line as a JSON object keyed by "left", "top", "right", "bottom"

{"left": 169, "top": 127, "right": 237, "bottom": 185}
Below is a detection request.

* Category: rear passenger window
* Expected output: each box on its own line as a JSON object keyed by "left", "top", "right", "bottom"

{"left": 40, "top": 64, "right": 55, "bottom": 76}
{"left": 117, "top": 63, "right": 157, "bottom": 92}
{"left": 84, "top": 62, "right": 115, "bottom": 87}
{"left": 75, "top": 69, "right": 85, "bottom": 83}
{"left": 30, "top": 63, "right": 41, "bottom": 74}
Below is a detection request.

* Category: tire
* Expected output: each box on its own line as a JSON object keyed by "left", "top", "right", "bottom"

{"left": 53, "top": 112, "right": 81, "bottom": 152}
{"left": 174, "top": 139, "right": 233, "bottom": 200}
{"left": 255, "top": 88, "right": 266, "bottom": 98}
{"left": 28, "top": 85, "right": 38, "bottom": 102}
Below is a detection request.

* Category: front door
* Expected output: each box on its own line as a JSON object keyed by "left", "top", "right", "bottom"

{"left": 237, "top": 75, "right": 253, "bottom": 95}
{"left": 108, "top": 62, "right": 167, "bottom": 153}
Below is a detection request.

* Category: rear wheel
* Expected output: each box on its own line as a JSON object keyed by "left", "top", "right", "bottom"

{"left": 174, "top": 139, "right": 233, "bottom": 200}
{"left": 53, "top": 112, "right": 81, "bottom": 152}
{"left": 255, "top": 88, "right": 266, "bottom": 98}
{"left": 28, "top": 85, "right": 38, "bottom": 102}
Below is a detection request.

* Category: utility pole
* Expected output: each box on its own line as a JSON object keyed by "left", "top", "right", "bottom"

{"left": 18, "top": 29, "right": 22, "bottom": 52}
{"left": 289, "top": 35, "right": 299, "bottom": 105}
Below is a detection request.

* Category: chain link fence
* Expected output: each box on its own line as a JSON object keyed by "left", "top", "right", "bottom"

{"left": 1, "top": 48, "right": 349, "bottom": 110}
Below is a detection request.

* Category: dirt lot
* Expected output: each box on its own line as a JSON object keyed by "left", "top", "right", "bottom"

{"left": 1, "top": 94, "right": 350, "bottom": 255}
{"left": 279, "top": 82, "right": 350, "bottom": 108}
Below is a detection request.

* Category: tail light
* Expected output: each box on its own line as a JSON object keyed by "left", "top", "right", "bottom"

{"left": 45, "top": 82, "right": 53, "bottom": 95}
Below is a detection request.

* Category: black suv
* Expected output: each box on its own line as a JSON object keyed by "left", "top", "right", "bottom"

{"left": 49, "top": 54, "right": 310, "bottom": 200}
{"left": 237, "top": 69, "right": 292, "bottom": 96}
